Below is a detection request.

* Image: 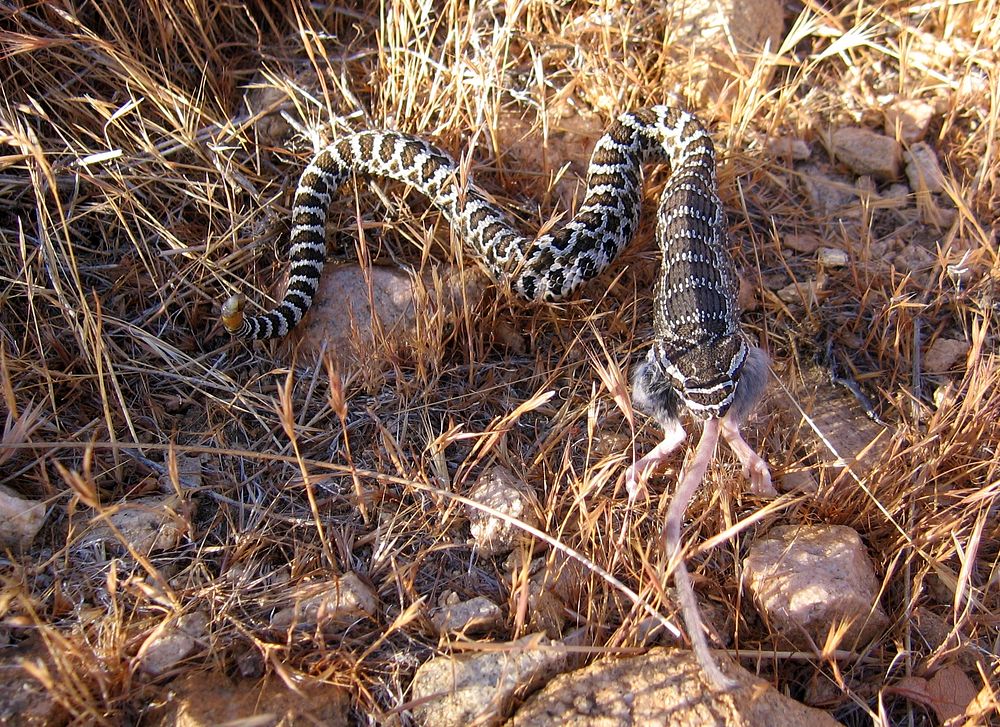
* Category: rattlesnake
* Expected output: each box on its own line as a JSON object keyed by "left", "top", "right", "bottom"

{"left": 220, "top": 106, "right": 774, "bottom": 688}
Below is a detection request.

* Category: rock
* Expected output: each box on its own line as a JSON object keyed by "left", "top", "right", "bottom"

{"left": 137, "top": 611, "right": 209, "bottom": 676}
{"left": 158, "top": 453, "right": 203, "bottom": 491}
{"left": 737, "top": 274, "right": 760, "bottom": 311}
{"left": 782, "top": 233, "right": 824, "bottom": 253}
{"left": 743, "top": 524, "right": 890, "bottom": 649}
{"left": 432, "top": 594, "right": 503, "bottom": 635}
{"left": 776, "top": 278, "right": 823, "bottom": 305}
{"left": 882, "top": 182, "right": 911, "bottom": 202}
{"left": 893, "top": 243, "right": 936, "bottom": 273}
{"left": 270, "top": 572, "right": 377, "bottom": 633}
{"left": 773, "top": 366, "right": 890, "bottom": 475}
{"left": 520, "top": 553, "right": 585, "bottom": 637}
{"left": 904, "top": 142, "right": 947, "bottom": 194}
{"left": 884, "top": 98, "right": 936, "bottom": 143}
{"left": 148, "top": 670, "right": 351, "bottom": 727}
{"left": 0, "top": 484, "right": 46, "bottom": 550}
{"left": 466, "top": 465, "right": 542, "bottom": 557}
{"left": 287, "top": 264, "right": 485, "bottom": 362}
{"left": 816, "top": 247, "right": 849, "bottom": 267}
{"left": 0, "top": 638, "right": 68, "bottom": 726}
{"left": 797, "top": 165, "right": 856, "bottom": 216}
{"left": 779, "top": 468, "right": 819, "bottom": 494}
{"left": 410, "top": 633, "right": 567, "bottom": 727}
{"left": 767, "top": 136, "right": 811, "bottom": 161}
{"left": 891, "top": 665, "right": 978, "bottom": 726}
{"left": 923, "top": 337, "right": 969, "bottom": 373}
{"left": 506, "top": 647, "right": 842, "bottom": 726}
{"left": 830, "top": 127, "right": 902, "bottom": 180}
{"left": 664, "top": 0, "right": 784, "bottom": 53}
{"left": 79, "top": 495, "right": 192, "bottom": 556}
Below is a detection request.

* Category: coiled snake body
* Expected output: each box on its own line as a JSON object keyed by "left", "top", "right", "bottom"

{"left": 221, "top": 107, "right": 774, "bottom": 688}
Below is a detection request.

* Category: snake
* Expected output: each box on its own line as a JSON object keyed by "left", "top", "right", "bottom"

{"left": 222, "top": 106, "right": 768, "bottom": 429}
{"left": 220, "top": 105, "right": 775, "bottom": 690}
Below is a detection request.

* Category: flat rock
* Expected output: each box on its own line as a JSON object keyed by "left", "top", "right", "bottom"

{"left": 287, "top": 264, "right": 484, "bottom": 362}
{"left": 797, "top": 165, "right": 856, "bottom": 216}
{"left": 432, "top": 594, "right": 503, "bottom": 635}
{"left": 904, "top": 142, "right": 947, "bottom": 194}
{"left": 923, "top": 337, "right": 970, "bottom": 373}
{"left": 743, "top": 524, "right": 889, "bottom": 649}
{"left": 0, "top": 639, "right": 68, "bottom": 726}
{"left": 466, "top": 465, "right": 542, "bottom": 557}
{"left": 664, "top": 0, "right": 784, "bottom": 53}
{"left": 830, "top": 127, "right": 902, "bottom": 180}
{"left": 411, "top": 633, "right": 567, "bottom": 727}
{"left": 79, "top": 495, "right": 192, "bottom": 557}
{"left": 148, "top": 670, "right": 350, "bottom": 727}
{"left": 782, "top": 233, "right": 824, "bottom": 253}
{"left": 817, "top": 247, "right": 849, "bottom": 267}
{"left": 137, "top": 611, "right": 209, "bottom": 677}
{"left": 767, "top": 136, "right": 811, "bottom": 161}
{"left": 773, "top": 366, "right": 890, "bottom": 475}
{"left": 0, "top": 484, "right": 46, "bottom": 550}
{"left": 884, "top": 97, "right": 936, "bottom": 143}
{"left": 270, "top": 571, "right": 377, "bottom": 633}
{"left": 506, "top": 647, "right": 841, "bottom": 726}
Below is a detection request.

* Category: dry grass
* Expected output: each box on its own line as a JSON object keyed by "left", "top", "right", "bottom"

{"left": 1, "top": 0, "right": 997, "bottom": 724}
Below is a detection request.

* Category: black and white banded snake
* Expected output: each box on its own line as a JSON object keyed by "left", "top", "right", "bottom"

{"left": 221, "top": 106, "right": 775, "bottom": 688}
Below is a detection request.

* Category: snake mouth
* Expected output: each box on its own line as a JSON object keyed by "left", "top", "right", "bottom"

{"left": 653, "top": 334, "right": 749, "bottom": 419}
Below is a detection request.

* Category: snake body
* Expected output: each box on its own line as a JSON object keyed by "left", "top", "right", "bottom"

{"left": 222, "top": 106, "right": 760, "bottom": 420}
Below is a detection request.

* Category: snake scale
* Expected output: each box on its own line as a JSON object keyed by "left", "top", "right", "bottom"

{"left": 220, "top": 106, "right": 774, "bottom": 688}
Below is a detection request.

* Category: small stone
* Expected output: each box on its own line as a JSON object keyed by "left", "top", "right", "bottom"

{"left": 884, "top": 98, "right": 936, "bottom": 143}
{"left": 744, "top": 524, "right": 890, "bottom": 649}
{"left": 520, "top": 553, "right": 584, "bottom": 637}
{"left": 776, "top": 278, "right": 822, "bottom": 305}
{"left": 270, "top": 572, "right": 377, "bottom": 633}
{"left": 883, "top": 183, "right": 911, "bottom": 202}
{"left": 894, "top": 243, "right": 936, "bottom": 272}
{"left": 923, "top": 337, "right": 969, "bottom": 373}
{"left": 767, "top": 136, "right": 811, "bottom": 161}
{"left": 146, "top": 670, "right": 351, "bottom": 726}
{"left": 779, "top": 468, "right": 819, "bottom": 494}
{"left": 0, "top": 639, "right": 68, "bottom": 725}
{"left": 138, "top": 611, "right": 209, "bottom": 676}
{"left": 892, "top": 666, "right": 979, "bottom": 726}
{"left": 904, "top": 142, "right": 947, "bottom": 194}
{"left": 782, "top": 233, "right": 824, "bottom": 253}
{"left": 157, "top": 453, "right": 203, "bottom": 491}
{"left": 432, "top": 595, "right": 503, "bottom": 635}
{"left": 0, "top": 485, "right": 46, "bottom": 550}
{"left": 798, "top": 165, "right": 856, "bottom": 215}
{"left": 817, "top": 247, "right": 849, "bottom": 267}
{"left": 467, "top": 466, "right": 542, "bottom": 557}
{"left": 506, "top": 648, "right": 842, "bottom": 727}
{"left": 831, "top": 127, "right": 902, "bottom": 180}
{"left": 737, "top": 274, "right": 760, "bottom": 311}
{"left": 411, "top": 633, "right": 567, "bottom": 727}
{"left": 288, "top": 264, "right": 484, "bottom": 362}
{"left": 80, "top": 495, "right": 192, "bottom": 556}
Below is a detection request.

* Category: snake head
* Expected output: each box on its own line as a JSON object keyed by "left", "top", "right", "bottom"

{"left": 635, "top": 336, "right": 768, "bottom": 422}
{"left": 220, "top": 293, "right": 247, "bottom": 334}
